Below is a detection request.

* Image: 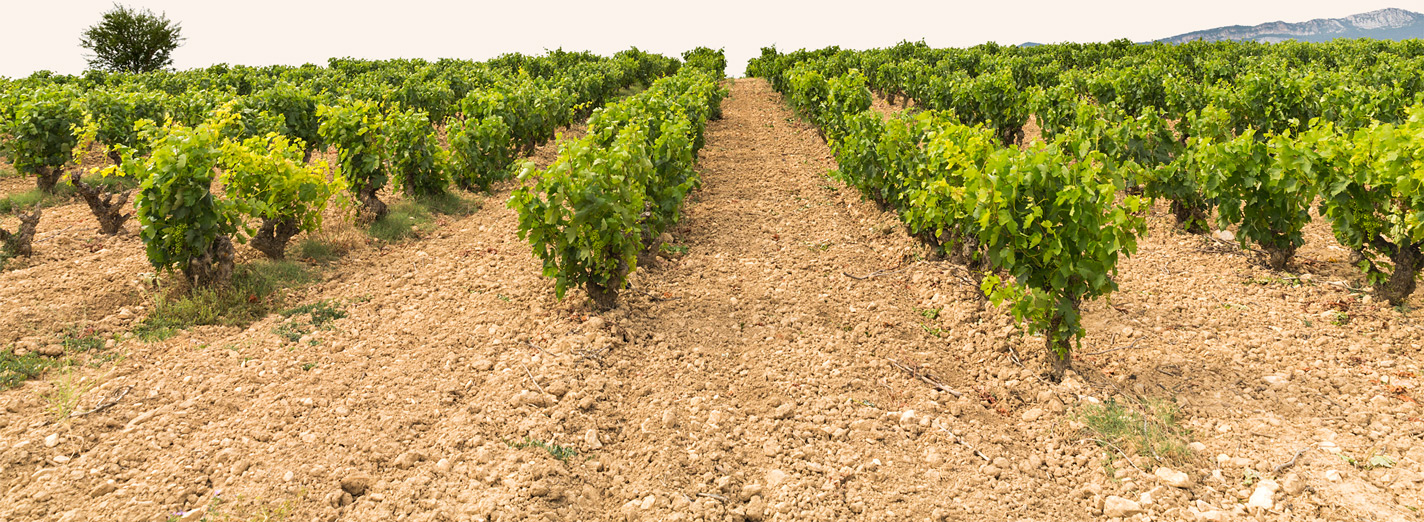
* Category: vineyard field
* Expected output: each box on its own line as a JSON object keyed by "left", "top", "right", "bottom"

{"left": 0, "top": 41, "right": 1422, "bottom": 522}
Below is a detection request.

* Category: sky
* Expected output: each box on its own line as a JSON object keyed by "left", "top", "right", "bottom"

{"left": 2, "top": 0, "right": 1421, "bottom": 78}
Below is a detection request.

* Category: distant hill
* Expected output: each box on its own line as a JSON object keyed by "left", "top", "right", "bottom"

{"left": 1158, "top": 8, "right": 1424, "bottom": 44}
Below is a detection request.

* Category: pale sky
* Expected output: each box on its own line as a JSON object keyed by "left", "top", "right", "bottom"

{"left": 1, "top": 1, "right": 1420, "bottom": 78}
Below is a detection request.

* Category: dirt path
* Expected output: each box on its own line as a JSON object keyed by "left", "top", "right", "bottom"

{"left": 0, "top": 79, "right": 1420, "bottom": 522}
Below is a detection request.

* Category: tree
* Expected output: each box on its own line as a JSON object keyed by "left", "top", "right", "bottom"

{"left": 79, "top": 4, "right": 184, "bottom": 73}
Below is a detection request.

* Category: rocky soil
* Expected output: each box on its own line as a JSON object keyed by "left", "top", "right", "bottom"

{"left": 0, "top": 79, "right": 1419, "bottom": 521}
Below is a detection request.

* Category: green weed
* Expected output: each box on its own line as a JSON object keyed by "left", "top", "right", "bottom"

{"left": 280, "top": 300, "right": 347, "bottom": 326}
{"left": 368, "top": 200, "right": 434, "bottom": 242}
{"left": 292, "top": 239, "right": 344, "bottom": 265}
{"left": 42, "top": 370, "right": 97, "bottom": 420}
{"left": 1078, "top": 398, "right": 1194, "bottom": 469}
{"left": 0, "top": 349, "right": 68, "bottom": 390}
{"left": 509, "top": 437, "right": 580, "bottom": 462}
{"left": 133, "top": 261, "right": 316, "bottom": 340}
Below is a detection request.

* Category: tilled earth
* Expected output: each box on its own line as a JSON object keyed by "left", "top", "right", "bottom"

{"left": 0, "top": 79, "right": 1420, "bottom": 522}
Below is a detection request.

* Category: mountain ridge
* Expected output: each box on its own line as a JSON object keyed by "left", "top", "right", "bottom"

{"left": 1157, "top": 8, "right": 1424, "bottom": 44}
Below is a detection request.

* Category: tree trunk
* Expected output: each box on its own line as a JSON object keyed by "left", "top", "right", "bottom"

{"left": 71, "top": 173, "right": 132, "bottom": 235}
{"left": 637, "top": 222, "right": 661, "bottom": 271}
{"left": 1264, "top": 243, "right": 1296, "bottom": 272}
{"left": 250, "top": 217, "right": 301, "bottom": 259}
{"left": 1170, "top": 200, "right": 1208, "bottom": 234}
{"left": 1047, "top": 340, "right": 1072, "bottom": 383}
{"left": 36, "top": 166, "right": 63, "bottom": 194}
{"left": 0, "top": 207, "right": 42, "bottom": 257}
{"left": 586, "top": 281, "right": 620, "bottom": 311}
{"left": 1374, "top": 242, "right": 1421, "bottom": 306}
{"left": 182, "top": 235, "right": 235, "bottom": 287}
{"left": 358, "top": 187, "right": 388, "bottom": 222}
{"left": 1043, "top": 305, "right": 1078, "bottom": 383}
{"left": 107, "top": 149, "right": 124, "bottom": 167}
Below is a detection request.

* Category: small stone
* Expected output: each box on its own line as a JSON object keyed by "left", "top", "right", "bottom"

{"left": 1347, "top": 411, "right": 1372, "bottom": 427}
{"left": 435, "top": 458, "right": 452, "bottom": 473}
{"left": 585, "top": 428, "right": 603, "bottom": 449}
{"left": 771, "top": 403, "right": 795, "bottom": 420}
{"left": 981, "top": 465, "right": 1002, "bottom": 478}
{"left": 1246, "top": 479, "right": 1279, "bottom": 511}
{"left": 44, "top": 433, "right": 60, "bottom": 448}
{"left": 53, "top": 455, "right": 70, "bottom": 463}
{"left": 1282, "top": 473, "right": 1304, "bottom": 495}
{"left": 1021, "top": 408, "right": 1044, "bottom": 422}
{"left": 394, "top": 451, "right": 426, "bottom": 469}
{"left": 283, "top": 471, "right": 294, "bottom": 482}
{"left": 39, "top": 344, "right": 65, "bottom": 357}
{"left": 1155, "top": 467, "right": 1193, "bottom": 488}
{"left": 745, "top": 495, "right": 767, "bottom": 521}
{"left": 89, "top": 482, "right": 116, "bottom": 498}
{"left": 761, "top": 439, "right": 781, "bottom": 457}
{"left": 1103, "top": 495, "right": 1143, "bottom": 518}
{"left": 1213, "top": 230, "right": 1235, "bottom": 242}
{"left": 898, "top": 409, "right": 917, "bottom": 426}
{"left": 766, "top": 469, "right": 787, "bottom": 488}
{"left": 1325, "top": 469, "right": 1342, "bottom": 482}
{"left": 1263, "top": 375, "right": 1288, "bottom": 387}
{"left": 341, "top": 474, "right": 373, "bottom": 496}
{"left": 1188, "top": 442, "right": 1207, "bottom": 452}
{"left": 180, "top": 508, "right": 206, "bottom": 522}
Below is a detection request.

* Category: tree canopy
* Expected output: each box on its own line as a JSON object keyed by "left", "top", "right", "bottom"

{"left": 79, "top": 3, "right": 184, "bottom": 73}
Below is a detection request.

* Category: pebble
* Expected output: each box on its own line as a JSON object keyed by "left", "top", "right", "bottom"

{"left": 766, "top": 469, "right": 787, "bottom": 488}
{"left": 436, "top": 458, "right": 452, "bottom": 472}
{"left": 1021, "top": 408, "right": 1044, "bottom": 422}
{"left": 44, "top": 433, "right": 60, "bottom": 448}
{"left": 1155, "top": 467, "right": 1193, "bottom": 488}
{"left": 1246, "top": 480, "right": 1279, "bottom": 511}
{"left": 1282, "top": 473, "right": 1304, "bottom": 495}
{"left": 1103, "top": 496, "right": 1143, "bottom": 518}
{"left": 898, "top": 410, "right": 915, "bottom": 426}
{"left": 283, "top": 471, "right": 294, "bottom": 482}
{"left": 394, "top": 451, "right": 426, "bottom": 469}
{"left": 772, "top": 403, "right": 795, "bottom": 420}
{"left": 585, "top": 428, "right": 603, "bottom": 449}
{"left": 334, "top": 406, "right": 350, "bottom": 416}
{"left": 89, "top": 482, "right": 116, "bottom": 498}
{"left": 39, "top": 344, "right": 65, "bottom": 356}
{"left": 1325, "top": 469, "right": 1342, "bottom": 482}
{"left": 1188, "top": 442, "right": 1207, "bottom": 452}
{"left": 761, "top": 439, "right": 781, "bottom": 457}
{"left": 341, "top": 474, "right": 373, "bottom": 496}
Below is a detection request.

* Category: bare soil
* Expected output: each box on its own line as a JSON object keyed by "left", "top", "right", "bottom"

{"left": 0, "top": 79, "right": 1419, "bottom": 522}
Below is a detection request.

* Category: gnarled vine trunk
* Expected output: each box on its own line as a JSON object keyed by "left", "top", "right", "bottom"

{"left": 1373, "top": 240, "right": 1422, "bottom": 306}
{"left": 36, "top": 166, "right": 64, "bottom": 194}
{"left": 585, "top": 256, "right": 630, "bottom": 311}
{"left": 1044, "top": 303, "right": 1080, "bottom": 383}
{"left": 358, "top": 187, "right": 388, "bottom": 221}
{"left": 1263, "top": 243, "right": 1296, "bottom": 272}
{"left": 0, "top": 207, "right": 42, "bottom": 258}
{"left": 71, "top": 173, "right": 132, "bottom": 235}
{"left": 1170, "top": 200, "right": 1209, "bottom": 234}
{"left": 250, "top": 217, "right": 301, "bottom": 259}
{"left": 182, "top": 235, "right": 235, "bottom": 288}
